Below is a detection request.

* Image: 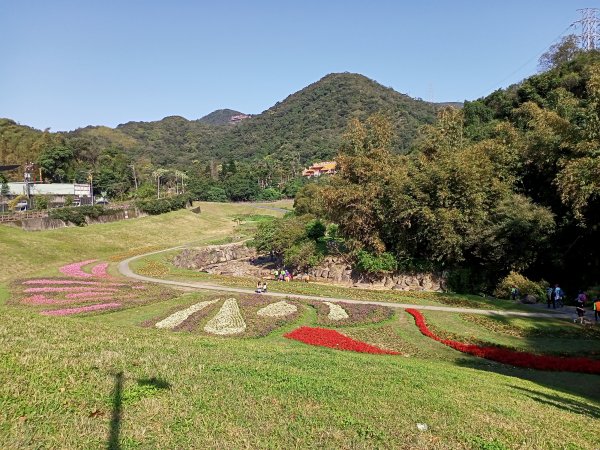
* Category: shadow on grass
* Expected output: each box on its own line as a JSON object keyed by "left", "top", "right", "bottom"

{"left": 108, "top": 372, "right": 123, "bottom": 450}
{"left": 107, "top": 374, "right": 171, "bottom": 450}
{"left": 511, "top": 386, "right": 600, "bottom": 419}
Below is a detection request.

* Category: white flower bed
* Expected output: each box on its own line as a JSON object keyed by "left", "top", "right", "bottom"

{"left": 257, "top": 301, "right": 297, "bottom": 318}
{"left": 155, "top": 300, "right": 218, "bottom": 329}
{"left": 204, "top": 298, "right": 246, "bottom": 335}
{"left": 324, "top": 301, "right": 349, "bottom": 321}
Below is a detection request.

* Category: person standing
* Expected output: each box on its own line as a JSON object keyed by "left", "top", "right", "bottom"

{"left": 594, "top": 297, "right": 600, "bottom": 322}
{"left": 546, "top": 286, "right": 553, "bottom": 308}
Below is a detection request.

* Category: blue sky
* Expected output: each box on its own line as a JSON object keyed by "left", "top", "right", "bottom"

{"left": 1, "top": 0, "right": 595, "bottom": 131}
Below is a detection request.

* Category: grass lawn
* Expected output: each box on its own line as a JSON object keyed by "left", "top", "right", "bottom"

{"left": 1, "top": 201, "right": 599, "bottom": 449}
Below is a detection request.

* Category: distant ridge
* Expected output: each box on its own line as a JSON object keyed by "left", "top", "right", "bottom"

{"left": 198, "top": 109, "right": 248, "bottom": 126}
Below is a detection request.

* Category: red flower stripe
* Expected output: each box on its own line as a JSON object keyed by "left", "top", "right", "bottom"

{"left": 405, "top": 308, "right": 600, "bottom": 374}
{"left": 284, "top": 326, "right": 399, "bottom": 355}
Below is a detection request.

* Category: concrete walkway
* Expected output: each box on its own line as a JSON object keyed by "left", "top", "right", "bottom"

{"left": 118, "top": 247, "right": 573, "bottom": 320}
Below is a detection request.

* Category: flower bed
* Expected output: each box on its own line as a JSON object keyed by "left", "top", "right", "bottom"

{"left": 204, "top": 298, "right": 246, "bottom": 335}
{"left": 59, "top": 260, "right": 98, "bottom": 278}
{"left": 41, "top": 302, "right": 122, "bottom": 316}
{"left": 155, "top": 300, "right": 219, "bottom": 329}
{"left": 91, "top": 263, "right": 110, "bottom": 278}
{"left": 22, "top": 279, "right": 124, "bottom": 286}
{"left": 310, "top": 301, "right": 394, "bottom": 326}
{"left": 256, "top": 301, "right": 297, "bottom": 318}
{"left": 285, "top": 326, "right": 400, "bottom": 355}
{"left": 406, "top": 309, "right": 600, "bottom": 374}
{"left": 24, "top": 286, "right": 119, "bottom": 293}
{"left": 323, "top": 302, "right": 349, "bottom": 321}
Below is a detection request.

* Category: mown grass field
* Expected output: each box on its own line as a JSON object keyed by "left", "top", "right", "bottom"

{"left": 1, "top": 201, "right": 599, "bottom": 449}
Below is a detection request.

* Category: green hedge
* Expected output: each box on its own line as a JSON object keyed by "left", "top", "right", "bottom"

{"left": 134, "top": 195, "right": 191, "bottom": 215}
{"left": 48, "top": 205, "right": 117, "bottom": 226}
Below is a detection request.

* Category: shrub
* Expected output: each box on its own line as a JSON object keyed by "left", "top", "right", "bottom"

{"left": 135, "top": 195, "right": 190, "bottom": 215}
{"left": 493, "top": 271, "right": 546, "bottom": 301}
{"left": 257, "top": 188, "right": 282, "bottom": 201}
{"left": 203, "top": 186, "right": 229, "bottom": 202}
{"left": 283, "top": 241, "right": 324, "bottom": 271}
{"left": 355, "top": 251, "right": 398, "bottom": 274}
{"left": 48, "top": 205, "right": 116, "bottom": 226}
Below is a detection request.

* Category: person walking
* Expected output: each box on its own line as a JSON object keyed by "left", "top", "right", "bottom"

{"left": 511, "top": 286, "right": 519, "bottom": 300}
{"left": 594, "top": 297, "right": 600, "bottom": 322}
{"left": 554, "top": 284, "right": 564, "bottom": 309}
{"left": 546, "top": 286, "right": 553, "bottom": 308}
{"left": 575, "top": 291, "right": 586, "bottom": 324}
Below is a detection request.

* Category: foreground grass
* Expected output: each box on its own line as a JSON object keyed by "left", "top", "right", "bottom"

{"left": 2, "top": 201, "right": 599, "bottom": 448}
{"left": 1, "top": 295, "right": 599, "bottom": 449}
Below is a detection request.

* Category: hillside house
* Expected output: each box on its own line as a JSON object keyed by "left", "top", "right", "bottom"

{"left": 302, "top": 161, "right": 337, "bottom": 178}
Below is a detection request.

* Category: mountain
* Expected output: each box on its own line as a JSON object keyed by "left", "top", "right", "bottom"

{"left": 198, "top": 109, "right": 247, "bottom": 126}
{"left": 1, "top": 72, "right": 443, "bottom": 168}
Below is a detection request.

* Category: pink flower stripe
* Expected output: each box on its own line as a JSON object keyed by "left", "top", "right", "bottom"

{"left": 24, "top": 287, "right": 119, "bottom": 293}
{"left": 22, "top": 295, "right": 56, "bottom": 305}
{"left": 405, "top": 309, "right": 600, "bottom": 374}
{"left": 91, "top": 263, "right": 109, "bottom": 278}
{"left": 41, "top": 303, "right": 122, "bottom": 316}
{"left": 59, "top": 259, "right": 97, "bottom": 278}
{"left": 65, "top": 291, "right": 116, "bottom": 299}
{"left": 132, "top": 285, "right": 146, "bottom": 290}
{"left": 22, "top": 279, "right": 125, "bottom": 286}
{"left": 24, "top": 296, "right": 115, "bottom": 305}
{"left": 284, "top": 326, "right": 400, "bottom": 355}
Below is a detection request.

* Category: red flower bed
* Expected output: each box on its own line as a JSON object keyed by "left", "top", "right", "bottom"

{"left": 405, "top": 309, "right": 600, "bottom": 374}
{"left": 284, "top": 326, "right": 399, "bottom": 355}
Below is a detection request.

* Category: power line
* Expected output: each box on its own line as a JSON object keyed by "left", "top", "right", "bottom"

{"left": 475, "top": 25, "right": 575, "bottom": 99}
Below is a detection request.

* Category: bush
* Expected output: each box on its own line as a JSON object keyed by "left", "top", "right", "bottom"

{"left": 283, "top": 240, "right": 324, "bottom": 271}
{"left": 493, "top": 271, "right": 546, "bottom": 301}
{"left": 256, "top": 188, "right": 282, "bottom": 201}
{"left": 48, "top": 205, "right": 116, "bottom": 226}
{"left": 355, "top": 251, "right": 398, "bottom": 274}
{"left": 135, "top": 195, "right": 190, "bottom": 215}
{"left": 203, "top": 186, "right": 229, "bottom": 202}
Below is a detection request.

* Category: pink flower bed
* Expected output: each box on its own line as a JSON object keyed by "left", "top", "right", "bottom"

{"left": 59, "top": 260, "right": 97, "bottom": 278}
{"left": 41, "top": 303, "right": 122, "bottom": 316}
{"left": 65, "top": 291, "right": 116, "bottom": 299}
{"left": 22, "top": 279, "right": 124, "bottom": 286}
{"left": 24, "top": 286, "right": 119, "bottom": 293}
{"left": 132, "top": 285, "right": 146, "bottom": 290}
{"left": 22, "top": 295, "right": 56, "bottom": 305}
{"left": 91, "top": 263, "right": 110, "bottom": 278}
{"left": 406, "top": 308, "right": 600, "bottom": 374}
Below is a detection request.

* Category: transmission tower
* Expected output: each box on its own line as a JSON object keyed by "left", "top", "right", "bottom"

{"left": 574, "top": 8, "right": 600, "bottom": 50}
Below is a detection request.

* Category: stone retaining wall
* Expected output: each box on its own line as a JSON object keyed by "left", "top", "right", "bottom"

{"left": 173, "top": 242, "right": 257, "bottom": 270}
{"left": 172, "top": 243, "right": 446, "bottom": 292}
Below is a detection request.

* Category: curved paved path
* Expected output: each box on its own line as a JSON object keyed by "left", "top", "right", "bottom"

{"left": 118, "top": 246, "right": 572, "bottom": 319}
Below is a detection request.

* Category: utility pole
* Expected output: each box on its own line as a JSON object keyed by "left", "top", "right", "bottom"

{"left": 575, "top": 8, "right": 600, "bottom": 50}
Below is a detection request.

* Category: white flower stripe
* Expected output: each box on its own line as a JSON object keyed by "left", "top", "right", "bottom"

{"left": 155, "top": 300, "right": 219, "bottom": 329}
{"left": 256, "top": 301, "right": 298, "bottom": 317}
{"left": 204, "top": 298, "right": 246, "bottom": 335}
{"left": 324, "top": 301, "right": 349, "bottom": 321}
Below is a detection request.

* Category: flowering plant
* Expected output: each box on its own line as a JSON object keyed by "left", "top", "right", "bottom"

{"left": 405, "top": 309, "right": 600, "bottom": 374}
{"left": 285, "top": 326, "right": 399, "bottom": 355}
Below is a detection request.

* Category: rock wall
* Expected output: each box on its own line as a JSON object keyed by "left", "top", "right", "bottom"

{"left": 172, "top": 243, "right": 445, "bottom": 292}
{"left": 173, "top": 242, "right": 257, "bottom": 270}
{"left": 307, "top": 256, "right": 445, "bottom": 292}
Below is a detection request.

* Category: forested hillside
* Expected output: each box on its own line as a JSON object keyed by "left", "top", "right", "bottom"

{"left": 272, "top": 51, "right": 600, "bottom": 294}
{"left": 1, "top": 73, "right": 438, "bottom": 170}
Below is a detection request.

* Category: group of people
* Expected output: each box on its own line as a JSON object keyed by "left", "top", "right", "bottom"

{"left": 273, "top": 269, "right": 292, "bottom": 282}
{"left": 545, "top": 285, "right": 600, "bottom": 324}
